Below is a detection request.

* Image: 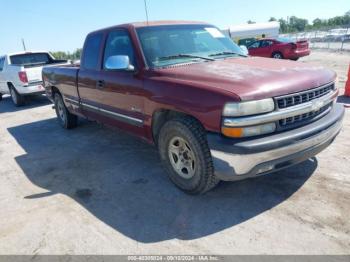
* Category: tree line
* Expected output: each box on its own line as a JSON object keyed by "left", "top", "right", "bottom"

{"left": 51, "top": 48, "right": 82, "bottom": 60}
{"left": 251, "top": 10, "right": 350, "bottom": 33}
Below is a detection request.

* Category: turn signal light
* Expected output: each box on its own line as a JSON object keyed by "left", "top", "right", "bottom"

{"left": 222, "top": 127, "right": 243, "bottom": 138}
{"left": 222, "top": 123, "right": 276, "bottom": 138}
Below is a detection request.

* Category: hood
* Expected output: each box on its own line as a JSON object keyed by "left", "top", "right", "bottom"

{"left": 154, "top": 57, "right": 336, "bottom": 100}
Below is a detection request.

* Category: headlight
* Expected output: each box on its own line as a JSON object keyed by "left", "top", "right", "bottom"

{"left": 223, "top": 98, "right": 275, "bottom": 117}
{"left": 222, "top": 123, "right": 276, "bottom": 138}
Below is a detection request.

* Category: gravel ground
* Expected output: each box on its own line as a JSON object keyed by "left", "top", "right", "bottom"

{"left": 0, "top": 50, "right": 349, "bottom": 255}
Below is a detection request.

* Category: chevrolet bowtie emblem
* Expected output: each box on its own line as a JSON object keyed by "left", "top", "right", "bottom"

{"left": 311, "top": 100, "right": 324, "bottom": 111}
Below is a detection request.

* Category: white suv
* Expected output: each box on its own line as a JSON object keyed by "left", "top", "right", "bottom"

{"left": 0, "top": 51, "right": 69, "bottom": 106}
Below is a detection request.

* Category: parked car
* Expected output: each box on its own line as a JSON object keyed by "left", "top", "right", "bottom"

{"left": 43, "top": 21, "right": 344, "bottom": 194}
{"left": 0, "top": 51, "right": 69, "bottom": 106}
{"left": 247, "top": 38, "right": 310, "bottom": 60}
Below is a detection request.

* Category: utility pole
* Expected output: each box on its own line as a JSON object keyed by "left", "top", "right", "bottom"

{"left": 21, "top": 38, "right": 26, "bottom": 51}
{"left": 144, "top": 0, "right": 149, "bottom": 26}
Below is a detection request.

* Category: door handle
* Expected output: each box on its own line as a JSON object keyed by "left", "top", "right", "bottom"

{"left": 96, "top": 80, "right": 105, "bottom": 89}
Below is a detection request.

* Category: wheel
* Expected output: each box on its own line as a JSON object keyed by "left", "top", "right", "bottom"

{"left": 54, "top": 93, "right": 78, "bottom": 129}
{"left": 158, "top": 117, "right": 219, "bottom": 194}
{"left": 9, "top": 85, "right": 25, "bottom": 106}
{"left": 272, "top": 52, "right": 283, "bottom": 59}
{"left": 0, "top": 93, "right": 2, "bottom": 101}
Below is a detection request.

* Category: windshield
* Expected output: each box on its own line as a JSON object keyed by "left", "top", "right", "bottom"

{"left": 10, "top": 53, "right": 52, "bottom": 66}
{"left": 136, "top": 24, "right": 246, "bottom": 68}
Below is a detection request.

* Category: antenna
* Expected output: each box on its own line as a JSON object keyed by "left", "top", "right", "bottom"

{"left": 21, "top": 38, "right": 26, "bottom": 51}
{"left": 144, "top": 0, "right": 149, "bottom": 25}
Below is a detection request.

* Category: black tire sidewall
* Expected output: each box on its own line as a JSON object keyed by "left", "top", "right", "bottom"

{"left": 158, "top": 120, "right": 211, "bottom": 193}
{"left": 54, "top": 94, "right": 67, "bottom": 128}
{"left": 272, "top": 52, "right": 283, "bottom": 59}
{"left": 10, "top": 87, "right": 22, "bottom": 106}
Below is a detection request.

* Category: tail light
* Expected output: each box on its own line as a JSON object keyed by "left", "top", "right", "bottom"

{"left": 18, "top": 71, "right": 28, "bottom": 83}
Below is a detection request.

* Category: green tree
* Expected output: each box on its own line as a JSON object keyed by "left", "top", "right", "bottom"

{"left": 51, "top": 49, "right": 82, "bottom": 60}
{"left": 278, "top": 18, "right": 288, "bottom": 33}
{"left": 247, "top": 20, "right": 256, "bottom": 24}
{"left": 269, "top": 17, "right": 277, "bottom": 22}
{"left": 289, "top": 16, "right": 308, "bottom": 32}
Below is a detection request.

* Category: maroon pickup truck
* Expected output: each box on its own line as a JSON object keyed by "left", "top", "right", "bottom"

{"left": 42, "top": 21, "right": 344, "bottom": 194}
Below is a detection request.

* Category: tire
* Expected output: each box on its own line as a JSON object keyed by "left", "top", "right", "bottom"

{"left": 0, "top": 93, "right": 2, "bottom": 102}
{"left": 54, "top": 93, "right": 78, "bottom": 129}
{"left": 158, "top": 117, "right": 219, "bottom": 194}
{"left": 272, "top": 52, "right": 283, "bottom": 59}
{"left": 9, "top": 85, "right": 25, "bottom": 106}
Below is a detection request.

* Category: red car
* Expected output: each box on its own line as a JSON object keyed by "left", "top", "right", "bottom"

{"left": 247, "top": 38, "right": 310, "bottom": 60}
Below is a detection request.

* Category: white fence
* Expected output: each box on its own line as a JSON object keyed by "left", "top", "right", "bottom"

{"left": 280, "top": 28, "right": 350, "bottom": 51}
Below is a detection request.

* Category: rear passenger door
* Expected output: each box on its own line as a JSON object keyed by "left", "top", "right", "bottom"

{"left": 77, "top": 32, "right": 105, "bottom": 118}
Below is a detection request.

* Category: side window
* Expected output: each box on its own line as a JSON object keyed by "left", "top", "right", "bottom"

{"left": 248, "top": 41, "right": 260, "bottom": 49}
{"left": 103, "top": 30, "right": 136, "bottom": 69}
{"left": 261, "top": 40, "right": 273, "bottom": 48}
{"left": 82, "top": 33, "right": 103, "bottom": 70}
{"left": 0, "top": 57, "right": 4, "bottom": 71}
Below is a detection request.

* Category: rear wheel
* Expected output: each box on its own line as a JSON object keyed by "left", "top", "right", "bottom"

{"left": 272, "top": 52, "right": 283, "bottom": 59}
{"left": 158, "top": 117, "right": 219, "bottom": 194}
{"left": 54, "top": 93, "right": 78, "bottom": 129}
{"left": 9, "top": 85, "right": 25, "bottom": 106}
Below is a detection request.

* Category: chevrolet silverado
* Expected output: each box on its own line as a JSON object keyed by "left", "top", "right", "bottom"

{"left": 42, "top": 21, "right": 344, "bottom": 194}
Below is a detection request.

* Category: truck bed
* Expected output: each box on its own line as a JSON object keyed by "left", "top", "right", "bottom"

{"left": 42, "top": 64, "right": 80, "bottom": 102}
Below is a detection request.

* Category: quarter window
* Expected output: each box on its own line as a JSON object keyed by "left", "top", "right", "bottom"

{"left": 82, "top": 33, "right": 103, "bottom": 70}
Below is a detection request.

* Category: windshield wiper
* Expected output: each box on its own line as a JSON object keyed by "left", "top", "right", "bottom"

{"left": 209, "top": 51, "right": 247, "bottom": 58}
{"left": 158, "top": 54, "right": 214, "bottom": 62}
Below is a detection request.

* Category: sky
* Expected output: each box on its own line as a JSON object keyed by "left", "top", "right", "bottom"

{"left": 1, "top": 0, "right": 349, "bottom": 54}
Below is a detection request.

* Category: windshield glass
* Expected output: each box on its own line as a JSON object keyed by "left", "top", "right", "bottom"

{"left": 10, "top": 53, "right": 52, "bottom": 66}
{"left": 136, "top": 24, "right": 246, "bottom": 68}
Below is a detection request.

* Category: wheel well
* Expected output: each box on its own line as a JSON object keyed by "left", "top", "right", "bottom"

{"left": 7, "top": 82, "right": 14, "bottom": 90}
{"left": 151, "top": 109, "right": 203, "bottom": 144}
{"left": 51, "top": 86, "right": 60, "bottom": 98}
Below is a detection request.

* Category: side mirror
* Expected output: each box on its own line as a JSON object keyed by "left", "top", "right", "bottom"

{"left": 105, "top": 55, "right": 135, "bottom": 71}
{"left": 239, "top": 45, "right": 249, "bottom": 56}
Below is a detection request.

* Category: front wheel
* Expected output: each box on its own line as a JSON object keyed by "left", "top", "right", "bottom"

{"left": 54, "top": 93, "right": 78, "bottom": 129}
{"left": 10, "top": 86, "right": 25, "bottom": 106}
{"left": 158, "top": 117, "right": 219, "bottom": 194}
{"left": 272, "top": 52, "right": 283, "bottom": 59}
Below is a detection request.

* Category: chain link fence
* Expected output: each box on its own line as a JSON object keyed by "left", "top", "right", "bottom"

{"left": 280, "top": 27, "right": 350, "bottom": 51}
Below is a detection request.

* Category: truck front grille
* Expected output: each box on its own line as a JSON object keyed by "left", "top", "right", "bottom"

{"left": 278, "top": 103, "right": 332, "bottom": 130}
{"left": 276, "top": 83, "right": 335, "bottom": 109}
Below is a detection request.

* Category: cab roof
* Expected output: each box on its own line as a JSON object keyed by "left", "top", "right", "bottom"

{"left": 89, "top": 20, "right": 210, "bottom": 34}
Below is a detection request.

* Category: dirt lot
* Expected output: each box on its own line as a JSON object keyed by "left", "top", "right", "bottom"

{"left": 0, "top": 50, "right": 349, "bottom": 255}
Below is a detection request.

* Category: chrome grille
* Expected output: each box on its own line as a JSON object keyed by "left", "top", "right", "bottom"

{"left": 279, "top": 103, "right": 332, "bottom": 128}
{"left": 276, "top": 83, "right": 335, "bottom": 109}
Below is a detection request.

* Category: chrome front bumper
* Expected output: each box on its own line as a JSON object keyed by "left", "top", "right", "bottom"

{"left": 208, "top": 103, "right": 345, "bottom": 181}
